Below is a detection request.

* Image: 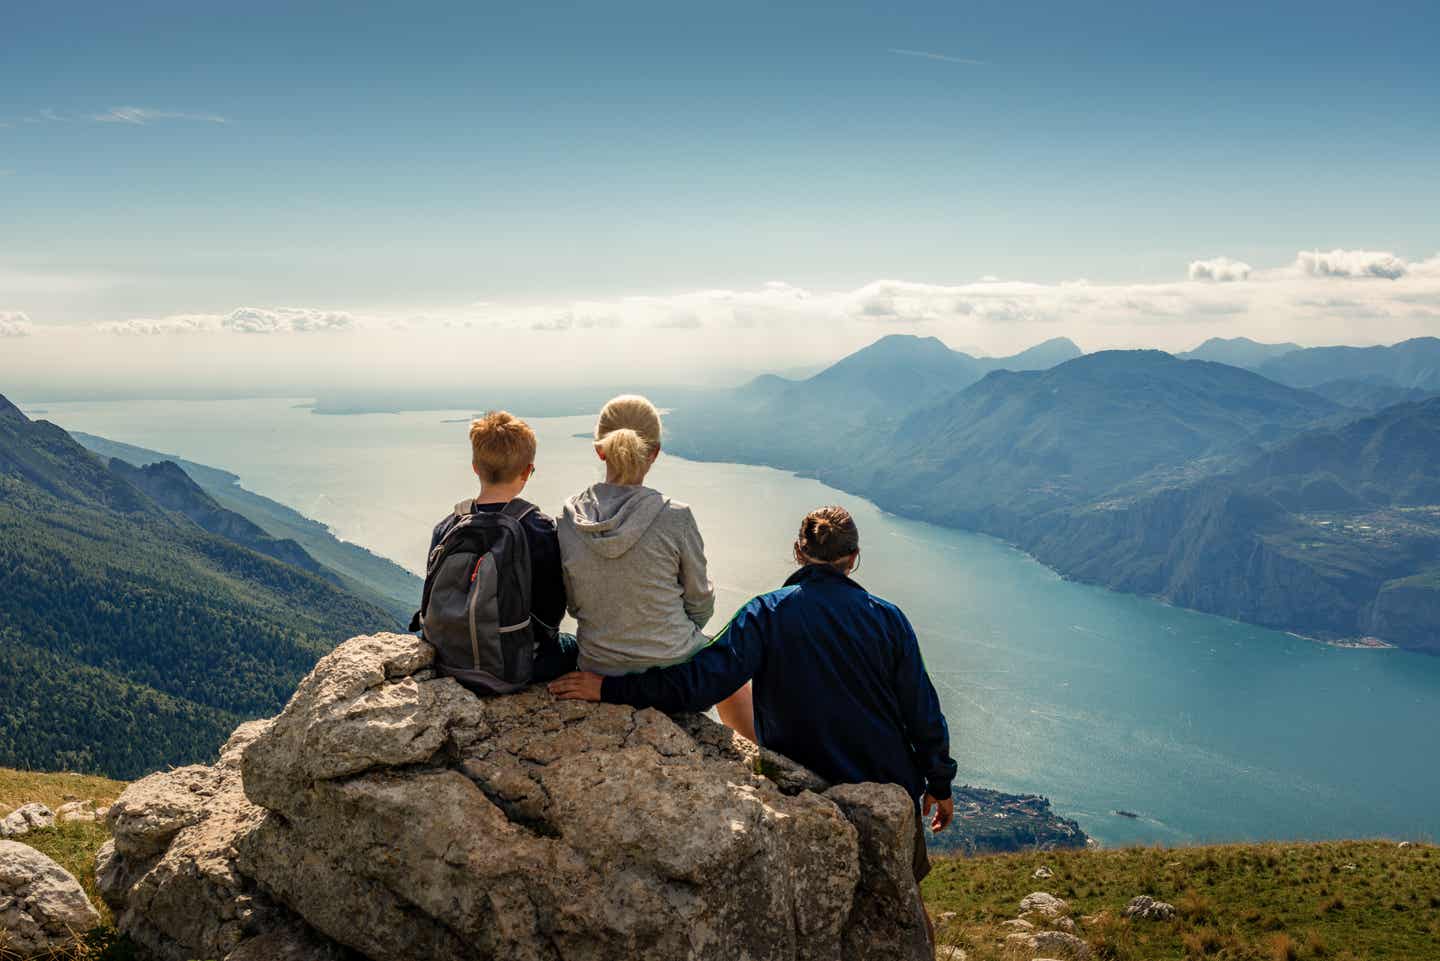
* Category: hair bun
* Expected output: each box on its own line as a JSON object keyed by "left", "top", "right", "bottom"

{"left": 795, "top": 505, "right": 859, "bottom": 566}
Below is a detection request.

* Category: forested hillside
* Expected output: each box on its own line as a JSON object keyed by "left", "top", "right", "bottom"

{"left": 73, "top": 431, "right": 420, "bottom": 622}
{"left": 668, "top": 339, "right": 1440, "bottom": 653}
{"left": 0, "top": 395, "right": 393, "bottom": 778}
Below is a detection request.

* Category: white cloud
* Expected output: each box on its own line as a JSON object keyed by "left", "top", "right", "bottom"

{"left": 531, "top": 309, "right": 622, "bottom": 332}
{"left": 1296, "top": 248, "right": 1408, "bottom": 280}
{"left": 92, "top": 106, "right": 228, "bottom": 125}
{"left": 0, "top": 311, "right": 32, "bottom": 337}
{"left": 98, "top": 314, "right": 216, "bottom": 335}
{"left": 1188, "top": 256, "right": 1252, "bottom": 282}
{"left": 223, "top": 307, "right": 354, "bottom": 334}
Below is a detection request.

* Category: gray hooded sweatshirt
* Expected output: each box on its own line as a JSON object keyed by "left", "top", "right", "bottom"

{"left": 559, "top": 482, "right": 716, "bottom": 676}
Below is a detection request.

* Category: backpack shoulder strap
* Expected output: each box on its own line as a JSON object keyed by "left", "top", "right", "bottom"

{"left": 502, "top": 498, "right": 537, "bottom": 522}
{"left": 454, "top": 498, "right": 477, "bottom": 517}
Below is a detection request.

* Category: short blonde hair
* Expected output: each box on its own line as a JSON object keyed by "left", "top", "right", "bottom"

{"left": 595, "top": 394, "right": 661, "bottom": 485}
{"left": 469, "top": 411, "right": 536, "bottom": 484}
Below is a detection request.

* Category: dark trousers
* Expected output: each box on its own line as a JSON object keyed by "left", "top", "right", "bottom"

{"left": 533, "top": 631, "right": 579, "bottom": 682}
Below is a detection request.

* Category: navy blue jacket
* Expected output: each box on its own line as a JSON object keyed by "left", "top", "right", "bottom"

{"left": 601, "top": 564, "right": 957, "bottom": 802}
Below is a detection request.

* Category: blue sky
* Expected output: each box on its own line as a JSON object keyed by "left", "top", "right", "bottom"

{"left": 2, "top": 1, "right": 1438, "bottom": 393}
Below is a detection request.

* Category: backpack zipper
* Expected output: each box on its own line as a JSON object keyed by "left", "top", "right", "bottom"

{"left": 467, "top": 555, "right": 484, "bottom": 669}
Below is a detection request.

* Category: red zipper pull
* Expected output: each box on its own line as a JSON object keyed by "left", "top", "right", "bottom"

{"left": 471, "top": 555, "right": 484, "bottom": 584}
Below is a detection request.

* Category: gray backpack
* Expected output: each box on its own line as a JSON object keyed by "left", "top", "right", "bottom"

{"left": 411, "top": 498, "right": 536, "bottom": 694}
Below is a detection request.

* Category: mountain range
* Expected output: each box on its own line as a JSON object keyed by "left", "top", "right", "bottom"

{"left": 0, "top": 395, "right": 402, "bottom": 778}
{"left": 666, "top": 335, "right": 1083, "bottom": 472}
{"left": 667, "top": 335, "right": 1440, "bottom": 654}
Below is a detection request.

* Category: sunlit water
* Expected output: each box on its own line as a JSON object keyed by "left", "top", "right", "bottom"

{"left": 34, "top": 398, "right": 1440, "bottom": 848}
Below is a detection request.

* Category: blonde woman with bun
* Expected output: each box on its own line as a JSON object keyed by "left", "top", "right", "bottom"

{"left": 557, "top": 394, "right": 754, "bottom": 738}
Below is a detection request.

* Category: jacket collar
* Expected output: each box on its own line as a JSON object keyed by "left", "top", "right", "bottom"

{"left": 784, "top": 563, "right": 865, "bottom": 592}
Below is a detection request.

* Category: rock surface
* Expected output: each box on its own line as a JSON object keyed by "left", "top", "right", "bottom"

{"left": 55, "top": 800, "right": 101, "bottom": 824}
{"left": 1122, "top": 895, "right": 1176, "bottom": 921}
{"left": 101, "top": 632, "right": 931, "bottom": 961}
{"left": 0, "top": 839, "right": 102, "bottom": 957}
{"left": 1019, "top": 891, "right": 1070, "bottom": 920}
{"left": 0, "top": 804, "right": 55, "bottom": 839}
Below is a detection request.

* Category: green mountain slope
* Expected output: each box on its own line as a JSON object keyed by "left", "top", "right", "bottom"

{"left": 72, "top": 431, "right": 420, "bottom": 622}
{"left": 1010, "top": 399, "right": 1440, "bottom": 652}
{"left": 0, "top": 396, "right": 395, "bottom": 778}
{"left": 106, "top": 457, "right": 328, "bottom": 576}
{"left": 671, "top": 341, "right": 1440, "bottom": 652}
{"left": 833, "top": 350, "right": 1341, "bottom": 530}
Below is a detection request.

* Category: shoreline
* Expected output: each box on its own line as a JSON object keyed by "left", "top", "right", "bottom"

{"left": 667, "top": 446, "right": 1420, "bottom": 657}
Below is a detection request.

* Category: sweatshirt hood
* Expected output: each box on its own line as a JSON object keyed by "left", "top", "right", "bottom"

{"left": 563, "top": 483, "right": 667, "bottom": 559}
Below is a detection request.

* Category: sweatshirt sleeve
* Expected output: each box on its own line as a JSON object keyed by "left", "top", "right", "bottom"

{"left": 675, "top": 506, "right": 716, "bottom": 630}
{"left": 601, "top": 597, "right": 765, "bottom": 712}
{"left": 892, "top": 609, "right": 958, "bottom": 800}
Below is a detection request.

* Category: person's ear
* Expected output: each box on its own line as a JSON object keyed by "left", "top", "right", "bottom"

{"left": 594, "top": 444, "right": 606, "bottom": 462}
{"left": 845, "top": 551, "right": 860, "bottom": 574}
{"left": 649, "top": 445, "right": 661, "bottom": 465}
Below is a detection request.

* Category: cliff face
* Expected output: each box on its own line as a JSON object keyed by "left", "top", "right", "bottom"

{"left": 98, "top": 633, "right": 934, "bottom": 961}
{"left": 1367, "top": 578, "right": 1440, "bottom": 654}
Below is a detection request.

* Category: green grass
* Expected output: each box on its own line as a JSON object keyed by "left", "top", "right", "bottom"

{"left": 1, "top": 773, "right": 139, "bottom": 960}
{"left": 924, "top": 841, "right": 1440, "bottom": 960}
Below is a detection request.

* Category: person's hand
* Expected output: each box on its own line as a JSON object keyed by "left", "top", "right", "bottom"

{"left": 922, "top": 793, "right": 954, "bottom": 833}
{"left": 548, "top": 671, "right": 604, "bottom": 701}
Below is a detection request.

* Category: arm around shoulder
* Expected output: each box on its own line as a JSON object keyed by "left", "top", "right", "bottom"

{"left": 601, "top": 596, "right": 767, "bottom": 713}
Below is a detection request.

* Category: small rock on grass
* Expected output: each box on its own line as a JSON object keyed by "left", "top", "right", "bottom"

{"left": 1019, "top": 891, "right": 1069, "bottom": 919}
{"left": 56, "top": 800, "right": 100, "bottom": 824}
{"left": 1031, "top": 929, "right": 1091, "bottom": 958}
{"left": 1122, "top": 895, "right": 1176, "bottom": 921}
{"left": 0, "top": 803, "right": 55, "bottom": 839}
{"left": 1033, "top": 865, "right": 1055, "bottom": 879}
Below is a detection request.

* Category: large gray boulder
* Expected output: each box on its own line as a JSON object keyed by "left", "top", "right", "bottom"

{"left": 101, "top": 632, "right": 931, "bottom": 961}
{"left": 96, "top": 718, "right": 343, "bottom": 961}
{"left": 0, "top": 839, "right": 101, "bottom": 957}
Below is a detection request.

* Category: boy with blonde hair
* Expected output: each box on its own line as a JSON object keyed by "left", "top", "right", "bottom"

{"left": 419, "top": 411, "right": 575, "bottom": 688}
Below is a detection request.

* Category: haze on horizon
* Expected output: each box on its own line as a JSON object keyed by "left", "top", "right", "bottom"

{"left": 2, "top": 1, "right": 1437, "bottom": 398}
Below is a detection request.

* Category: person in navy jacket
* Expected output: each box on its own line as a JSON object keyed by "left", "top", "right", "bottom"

{"left": 550, "top": 505, "right": 957, "bottom": 939}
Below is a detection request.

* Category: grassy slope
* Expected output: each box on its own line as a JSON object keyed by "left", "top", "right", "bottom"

{"left": 1, "top": 769, "right": 124, "bottom": 932}
{"left": 925, "top": 841, "right": 1440, "bottom": 961}
{"left": 6, "top": 771, "right": 1439, "bottom": 961}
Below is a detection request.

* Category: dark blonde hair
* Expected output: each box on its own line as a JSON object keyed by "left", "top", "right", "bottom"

{"left": 469, "top": 411, "right": 537, "bottom": 484}
{"left": 794, "top": 505, "right": 860, "bottom": 567}
{"left": 595, "top": 394, "right": 662, "bottom": 485}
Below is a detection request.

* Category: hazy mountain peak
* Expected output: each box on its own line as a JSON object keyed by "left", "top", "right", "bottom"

{"left": 845, "top": 333, "right": 957, "bottom": 361}
{"left": 0, "top": 394, "right": 27, "bottom": 421}
{"left": 1178, "top": 337, "right": 1303, "bottom": 368}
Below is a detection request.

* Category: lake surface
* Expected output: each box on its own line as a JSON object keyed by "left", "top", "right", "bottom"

{"left": 33, "top": 398, "right": 1440, "bottom": 848}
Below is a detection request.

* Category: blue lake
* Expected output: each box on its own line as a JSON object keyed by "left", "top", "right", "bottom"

{"left": 35, "top": 398, "right": 1440, "bottom": 848}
